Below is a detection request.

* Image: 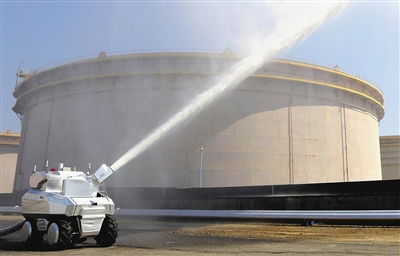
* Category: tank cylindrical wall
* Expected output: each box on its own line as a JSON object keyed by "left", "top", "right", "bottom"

{"left": 380, "top": 136, "right": 400, "bottom": 180}
{"left": 12, "top": 53, "right": 384, "bottom": 190}
{"left": 0, "top": 132, "right": 19, "bottom": 193}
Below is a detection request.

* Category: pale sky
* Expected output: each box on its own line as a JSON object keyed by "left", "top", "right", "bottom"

{"left": 1, "top": 1, "right": 399, "bottom": 135}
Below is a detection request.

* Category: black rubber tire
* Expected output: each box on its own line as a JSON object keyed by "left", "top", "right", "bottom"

{"left": 72, "top": 237, "right": 87, "bottom": 244}
{"left": 95, "top": 215, "right": 118, "bottom": 247}
{"left": 52, "top": 220, "right": 74, "bottom": 250}
{"left": 25, "top": 219, "right": 44, "bottom": 246}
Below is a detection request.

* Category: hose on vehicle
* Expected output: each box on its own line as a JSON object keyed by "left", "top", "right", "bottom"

{"left": 0, "top": 220, "right": 25, "bottom": 236}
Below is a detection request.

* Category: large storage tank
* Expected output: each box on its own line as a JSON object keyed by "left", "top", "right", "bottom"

{"left": 12, "top": 52, "right": 384, "bottom": 190}
{"left": 0, "top": 131, "right": 20, "bottom": 193}
{"left": 380, "top": 136, "right": 400, "bottom": 180}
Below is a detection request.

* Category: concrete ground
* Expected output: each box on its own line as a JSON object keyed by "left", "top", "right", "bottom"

{"left": 0, "top": 215, "right": 399, "bottom": 255}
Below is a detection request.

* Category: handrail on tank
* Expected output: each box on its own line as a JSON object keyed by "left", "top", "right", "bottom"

{"left": 278, "top": 56, "right": 382, "bottom": 93}
{"left": 13, "top": 49, "right": 382, "bottom": 94}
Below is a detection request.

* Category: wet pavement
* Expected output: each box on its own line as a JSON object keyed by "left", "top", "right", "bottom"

{"left": 1, "top": 214, "right": 399, "bottom": 255}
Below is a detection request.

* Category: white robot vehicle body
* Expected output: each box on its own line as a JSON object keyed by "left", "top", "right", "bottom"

{"left": 21, "top": 163, "right": 118, "bottom": 249}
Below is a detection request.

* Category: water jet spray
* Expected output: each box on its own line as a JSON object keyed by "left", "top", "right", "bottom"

{"left": 110, "top": 2, "right": 350, "bottom": 173}
{"left": 2, "top": 2, "right": 350, "bottom": 250}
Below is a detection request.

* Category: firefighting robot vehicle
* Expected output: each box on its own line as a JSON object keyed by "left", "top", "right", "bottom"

{"left": 20, "top": 163, "right": 118, "bottom": 249}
